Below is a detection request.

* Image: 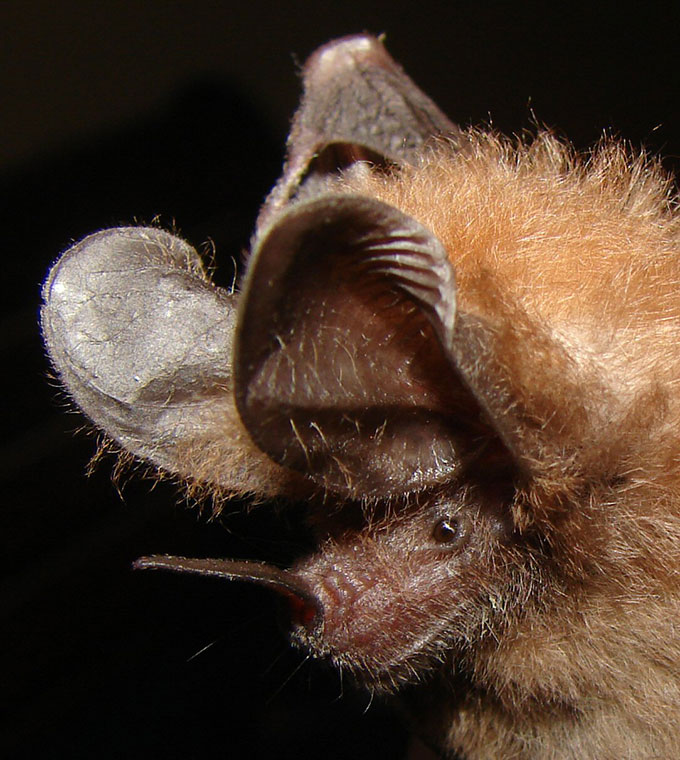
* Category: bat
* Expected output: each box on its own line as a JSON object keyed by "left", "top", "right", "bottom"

{"left": 40, "top": 34, "right": 680, "bottom": 758}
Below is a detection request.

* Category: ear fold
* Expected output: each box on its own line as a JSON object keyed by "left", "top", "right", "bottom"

{"left": 40, "top": 36, "right": 465, "bottom": 500}
{"left": 257, "top": 35, "right": 462, "bottom": 231}
{"left": 237, "top": 193, "right": 604, "bottom": 499}
{"left": 45, "top": 37, "right": 577, "bottom": 502}
{"left": 41, "top": 227, "right": 295, "bottom": 496}
{"left": 235, "top": 194, "right": 494, "bottom": 498}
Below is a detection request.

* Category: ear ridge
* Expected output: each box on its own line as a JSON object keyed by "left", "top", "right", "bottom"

{"left": 237, "top": 191, "right": 610, "bottom": 498}
{"left": 235, "top": 194, "right": 484, "bottom": 498}
{"left": 41, "top": 226, "right": 296, "bottom": 497}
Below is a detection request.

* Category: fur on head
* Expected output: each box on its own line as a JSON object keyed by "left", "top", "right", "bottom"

{"left": 41, "top": 35, "right": 680, "bottom": 759}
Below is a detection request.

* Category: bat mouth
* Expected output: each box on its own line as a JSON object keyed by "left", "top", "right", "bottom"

{"left": 132, "top": 555, "right": 323, "bottom": 632}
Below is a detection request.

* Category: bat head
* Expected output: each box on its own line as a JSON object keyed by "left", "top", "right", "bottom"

{"left": 41, "top": 35, "right": 680, "bottom": 755}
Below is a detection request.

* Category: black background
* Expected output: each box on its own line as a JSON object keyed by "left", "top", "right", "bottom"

{"left": 3, "top": 3, "right": 680, "bottom": 758}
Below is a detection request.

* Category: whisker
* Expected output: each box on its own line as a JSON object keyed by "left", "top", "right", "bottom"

{"left": 266, "top": 653, "right": 312, "bottom": 705}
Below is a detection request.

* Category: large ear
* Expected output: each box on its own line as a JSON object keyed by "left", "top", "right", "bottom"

{"left": 257, "top": 35, "right": 462, "bottom": 231}
{"left": 41, "top": 227, "right": 296, "bottom": 496}
{"left": 235, "top": 195, "right": 510, "bottom": 499}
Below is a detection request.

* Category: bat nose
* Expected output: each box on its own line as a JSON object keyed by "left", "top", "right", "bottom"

{"left": 286, "top": 591, "right": 322, "bottom": 631}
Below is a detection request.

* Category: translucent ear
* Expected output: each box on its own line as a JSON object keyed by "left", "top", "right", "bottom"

{"left": 39, "top": 36, "right": 465, "bottom": 500}
{"left": 257, "top": 34, "right": 462, "bottom": 231}
{"left": 41, "top": 227, "right": 296, "bottom": 496}
{"left": 235, "top": 194, "right": 487, "bottom": 499}
{"left": 237, "top": 193, "right": 596, "bottom": 498}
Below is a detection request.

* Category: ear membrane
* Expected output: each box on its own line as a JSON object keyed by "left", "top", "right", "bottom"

{"left": 257, "top": 34, "right": 461, "bottom": 231}
{"left": 41, "top": 227, "right": 237, "bottom": 468}
{"left": 41, "top": 226, "right": 291, "bottom": 494}
{"left": 235, "top": 195, "right": 483, "bottom": 498}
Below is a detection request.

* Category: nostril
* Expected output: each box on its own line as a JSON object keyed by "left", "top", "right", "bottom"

{"left": 286, "top": 591, "right": 320, "bottom": 631}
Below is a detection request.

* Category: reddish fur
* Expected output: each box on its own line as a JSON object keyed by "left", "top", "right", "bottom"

{"left": 84, "top": 130, "right": 680, "bottom": 757}
{"left": 172, "top": 131, "right": 680, "bottom": 757}
{"left": 323, "top": 133, "right": 680, "bottom": 758}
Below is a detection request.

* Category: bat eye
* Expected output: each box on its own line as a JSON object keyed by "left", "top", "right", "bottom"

{"left": 432, "top": 516, "right": 465, "bottom": 545}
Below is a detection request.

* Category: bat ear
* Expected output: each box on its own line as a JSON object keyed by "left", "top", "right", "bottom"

{"left": 258, "top": 35, "right": 462, "bottom": 230}
{"left": 235, "top": 194, "right": 487, "bottom": 498}
{"left": 41, "top": 227, "right": 295, "bottom": 496}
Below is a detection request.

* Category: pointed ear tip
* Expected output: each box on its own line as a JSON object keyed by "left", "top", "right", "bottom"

{"left": 307, "top": 33, "right": 382, "bottom": 59}
{"left": 304, "top": 34, "right": 392, "bottom": 80}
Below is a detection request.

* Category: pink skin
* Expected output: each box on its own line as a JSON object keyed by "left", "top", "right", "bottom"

{"left": 288, "top": 485, "right": 514, "bottom": 691}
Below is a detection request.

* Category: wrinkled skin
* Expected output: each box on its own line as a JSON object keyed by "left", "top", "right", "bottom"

{"left": 291, "top": 480, "right": 515, "bottom": 692}
{"left": 42, "top": 35, "right": 680, "bottom": 759}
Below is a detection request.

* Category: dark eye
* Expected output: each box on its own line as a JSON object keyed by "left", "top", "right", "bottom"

{"left": 432, "top": 516, "right": 463, "bottom": 544}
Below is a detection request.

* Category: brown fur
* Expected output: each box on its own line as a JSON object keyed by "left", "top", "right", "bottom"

{"left": 43, "top": 101, "right": 680, "bottom": 758}
{"left": 326, "top": 133, "right": 680, "bottom": 758}
{"left": 162, "top": 132, "right": 680, "bottom": 757}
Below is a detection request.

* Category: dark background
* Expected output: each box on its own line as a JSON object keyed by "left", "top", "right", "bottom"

{"left": 3, "top": 3, "right": 680, "bottom": 758}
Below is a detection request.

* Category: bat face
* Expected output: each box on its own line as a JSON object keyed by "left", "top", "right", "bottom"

{"left": 41, "top": 35, "right": 680, "bottom": 759}
{"left": 288, "top": 480, "right": 515, "bottom": 691}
